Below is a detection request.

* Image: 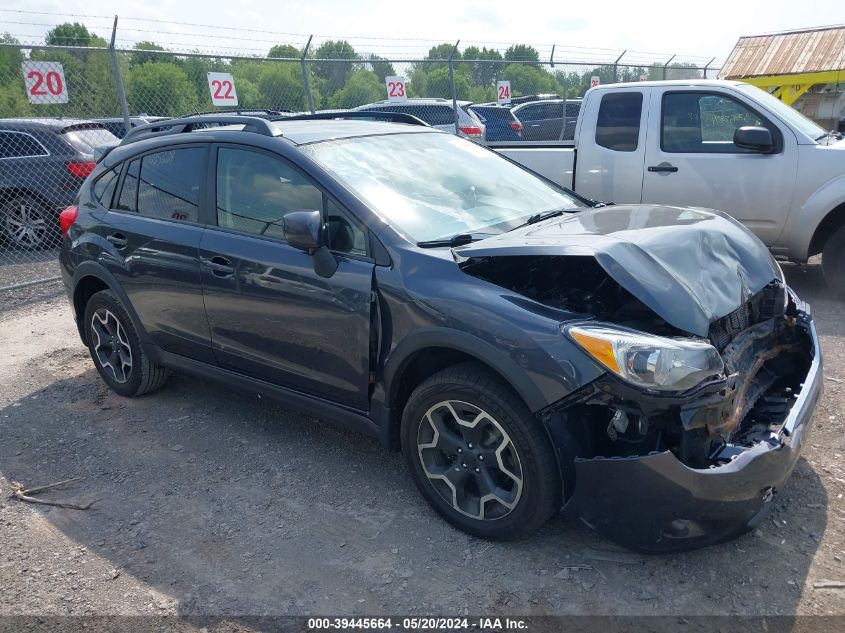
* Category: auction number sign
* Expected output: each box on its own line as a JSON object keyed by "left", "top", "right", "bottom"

{"left": 207, "top": 72, "right": 239, "bottom": 106}
{"left": 22, "top": 61, "right": 69, "bottom": 104}
{"left": 385, "top": 76, "right": 407, "bottom": 102}
{"left": 496, "top": 80, "right": 511, "bottom": 105}
{"left": 590, "top": 75, "right": 601, "bottom": 88}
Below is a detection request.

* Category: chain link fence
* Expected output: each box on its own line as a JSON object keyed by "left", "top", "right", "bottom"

{"left": 0, "top": 29, "right": 720, "bottom": 291}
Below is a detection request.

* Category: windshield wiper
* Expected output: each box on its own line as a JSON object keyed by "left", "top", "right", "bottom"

{"left": 416, "top": 233, "right": 492, "bottom": 248}
{"left": 522, "top": 207, "right": 568, "bottom": 226}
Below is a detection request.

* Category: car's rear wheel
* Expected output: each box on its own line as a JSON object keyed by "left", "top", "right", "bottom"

{"left": 83, "top": 289, "right": 169, "bottom": 397}
{"left": 0, "top": 194, "right": 54, "bottom": 250}
{"left": 822, "top": 224, "right": 845, "bottom": 295}
{"left": 401, "top": 362, "right": 561, "bottom": 540}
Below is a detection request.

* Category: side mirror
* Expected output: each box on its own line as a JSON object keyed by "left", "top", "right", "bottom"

{"left": 734, "top": 126, "right": 775, "bottom": 153}
{"left": 283, "top": 210, "right": 324, "bottom": 253}
{"left": 282, "top": 210, "right": 338, "bottom": 278}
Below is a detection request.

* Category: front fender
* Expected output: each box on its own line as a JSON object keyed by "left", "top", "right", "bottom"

{"left": 778, "top": 172, "right": 845, "bottom": 259}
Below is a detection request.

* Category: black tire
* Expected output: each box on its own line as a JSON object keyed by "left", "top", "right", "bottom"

{"left": 822, "top": 224, "right": 845, "bottom": 295}
{"left": 400, "top": 362, "right": 561, "bottom": 540}
{"left": 83, "top": 289, "right": 169, "bottom": 397}
{"left": 0, "top": 193, "right": 56, "bottom": 250}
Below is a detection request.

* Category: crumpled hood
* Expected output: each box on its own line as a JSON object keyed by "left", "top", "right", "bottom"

{"left": 453, "top": 205, "right": 782, "bottom": 337}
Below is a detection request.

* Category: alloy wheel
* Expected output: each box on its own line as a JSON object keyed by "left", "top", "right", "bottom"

{"left": 90, "top": 309, "right": 133, "bottom": 384}
{"left": 417, "top": 400, "right": 523, "bottom": 520}
{"left": 3, "top": 201, "right": 48, "bottom": 248}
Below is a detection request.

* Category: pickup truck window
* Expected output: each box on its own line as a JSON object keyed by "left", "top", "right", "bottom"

{"left": 661, "top": 92, "right": 772, "bottom": 153}
{"left": 595, "top": 92, "right": 643, "bottom": 152}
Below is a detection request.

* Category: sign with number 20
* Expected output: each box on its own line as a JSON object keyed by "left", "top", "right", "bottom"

{"left": 22, "top": 61, "right": 69, "bottom": 104}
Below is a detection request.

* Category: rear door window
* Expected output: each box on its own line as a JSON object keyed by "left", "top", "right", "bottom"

{"left": 116, "top": 159, "right": 140, "bottom": 212}
{"left": 0, "top": 131, "right": 49, "bottom": 158}
{"left": 137, "top": 148, "right": 205, "bottom": 222}
{"left": 595, "top": 92, "right": 643, "bottom": 152}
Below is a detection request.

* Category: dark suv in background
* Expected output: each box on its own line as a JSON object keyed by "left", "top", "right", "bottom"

{"left": 94, "top": 115, "right": 170, "bottom": 139}
{"left": 0, "top": 119, "right": 119, "bottom": 249}
{"left": 59, "top": 114, "right": 821, "bottom": 552}
{"left": 511, "top": 99, "right": 582, "bottom": 141}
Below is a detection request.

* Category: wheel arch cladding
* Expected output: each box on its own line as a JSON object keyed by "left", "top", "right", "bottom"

{"left": 71, "top": 263, "right": 150, "bottom": 347}
{"left": 383, "top": 332, "right": 547, "bottom": 451}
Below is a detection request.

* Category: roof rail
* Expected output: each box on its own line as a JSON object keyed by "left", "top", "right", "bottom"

{"left": 120, "top": 115, "right": 278, "bottom": 146}
{"left": 280, "top": 110, "right": 429, "bottom": 127}
{"left": 184, "top": 108, "right": 291, "bottom": 118}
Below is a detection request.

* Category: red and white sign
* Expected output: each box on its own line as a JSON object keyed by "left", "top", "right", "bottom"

{"left": 207, "top": 72, "right": 238, "bottom": 106}
{"left": 22, "top": 61, "right": 68, "bottom": 104}
{"left": 590, "top": 76, "right": 601, "bottom": 88}
{"left": 385, "top": 76, "right": 407, "bottom": 102}
{"left": 496, "top": 80, "right": 512, "bottom": 105}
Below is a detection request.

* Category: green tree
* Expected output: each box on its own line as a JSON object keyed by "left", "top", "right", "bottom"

{"left": 268, "top": 44, "right": 300, "bottom": 59}
{"left": 423, "top": 67, "right": 470, "bottom": 100}
{"left": 0, "top": 33, "right": 23, "bottom": 79}
{"left": 500, "top": 64, "right": 558, "bottom": 96}
{"left": 130, "top": 41, "right": 172, "bottom": 67}
{"left": 128, "top": 62, "right": 197, "bottom": 116}
{"left": 329, "top": 69, "right": 384, "bottom": 108}
{"left": 367, "top": 54, "right": 395, "bottom": 82}
{"left": 257, "top": 63, "right": 313, "bottom": 111}
{"left": 0, "top": 83, "right": 31, "bottom": 118}
{"left": 45, "top": 23, "right": 104, "bottom": 47}
{"left": 504, "top": 45, "right": 540, "bottom": 66}
{"left": 418, "top": 43, "right": 459, "bottom": 72}
{"left": 462, "top": 46, "right": 503, "bottom": 87}
{"left": 311, "top": 40, "right": 359, "bottom": 99}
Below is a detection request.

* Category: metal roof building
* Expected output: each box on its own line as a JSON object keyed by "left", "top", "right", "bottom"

{"left": 720, "top": 25, "right": 845, "bottom": 105}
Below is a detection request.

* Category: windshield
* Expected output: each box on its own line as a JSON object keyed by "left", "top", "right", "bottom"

{"left": 735, "top": 83, "right": 826, "bottom": 141}
{"left": 302, "top": 132, "right": 582, "bottom": 242}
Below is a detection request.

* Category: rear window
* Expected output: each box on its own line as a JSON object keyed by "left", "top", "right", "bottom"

{"left": 595, "top": 92, "right": 643, "bottom": 152}
{"left": 93, "top": 169, "right": 118, "bottom": 207}
{"left": 471, "top": 107, "right": 514, "bottom": 122}
{"left": 61, "top": 127, "right": 119, "bottom": 152}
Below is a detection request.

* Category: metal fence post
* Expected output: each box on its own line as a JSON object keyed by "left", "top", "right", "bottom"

{"left": 301, "top": 35, "right": 315, "bottom": 114}
{"left": 662, "top": 54, "right": 676, "bottom": 80}
{"left": 449, "top": 40, "right": 460, "bottom": 136}
{"left": 108, "top": 15, "right": 132, "bottom": 134}
{"left": 703, "top": 57, "right": 716, "bottom": 79}
{"left": 613, "top": 50, "right": 626, "bottom": 83}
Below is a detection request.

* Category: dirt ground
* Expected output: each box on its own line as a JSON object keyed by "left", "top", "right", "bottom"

{"left": 0, "top": 262, "right": 844, "bottom": 625}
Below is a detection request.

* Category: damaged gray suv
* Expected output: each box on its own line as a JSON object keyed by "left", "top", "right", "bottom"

{"left": 59, "top": 114, "right": 822, "bottom": 552}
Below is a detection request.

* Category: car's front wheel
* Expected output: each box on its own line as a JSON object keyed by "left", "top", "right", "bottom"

{"left": 401, "top": 362, "right": 561, "bottom": 540}
{"left": 83, "top": 289, "right": 169, "bottom": 397}
{"left": 822, "top": 223, "right": 845, "bottom": 294}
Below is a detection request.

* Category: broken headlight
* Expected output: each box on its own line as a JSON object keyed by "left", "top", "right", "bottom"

{"left": 565, "top": 324, "right": 724, "bottom": 391}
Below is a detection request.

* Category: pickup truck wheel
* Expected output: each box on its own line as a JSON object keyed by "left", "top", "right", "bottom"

{"left": 401, "top": 362, "right": 561, "bottom": 540}
{"left": 822, "top": 224, "right": 845, "bottom": 294}
{"left": 83, "top": 289, "right": 169, "bottom": 397}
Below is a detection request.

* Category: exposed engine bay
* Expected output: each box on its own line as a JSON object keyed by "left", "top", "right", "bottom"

{"left": 461, "top": 254, "right": 815, "bottom": 471}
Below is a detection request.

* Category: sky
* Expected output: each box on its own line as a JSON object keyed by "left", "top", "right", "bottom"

{"left": 3, "top": 0, "right": 844, "bottom": 65}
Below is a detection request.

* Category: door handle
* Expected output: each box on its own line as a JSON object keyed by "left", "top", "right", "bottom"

{"left": 106, "top": 233, "right": 128, "bottom": 248}
{"left": 648, "top": 163, "right": 679, "bottom": 173}
{"left": 202, "top": 256, "right": 234, "bottom": 277}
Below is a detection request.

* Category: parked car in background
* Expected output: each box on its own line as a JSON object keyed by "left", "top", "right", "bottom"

{"left": 59, "top": 114, "right": 821, "bottom": 551}
{"left": 94, "top": 115, "right": 169, "bottom": 139}
{"left": 0, "top": 119, "right": 119, "bottom": 249}
{"left": 497, "top": 79, "right": 845, "bottom": 291}
{"left": 511, "top": 99, "right": 582, "bottom": 141}
{"left": 468, "top": 104, "right": 523, "bottom": 142}
{"left": 508, "top": 94, "right": 561, "bottom": 106}
{"left": 355, "top": 99, "right": 485, "bottom": 141}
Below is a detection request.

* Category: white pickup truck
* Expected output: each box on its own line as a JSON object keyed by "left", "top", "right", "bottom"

{"left": 496, "top": 80, "right": 845, "bottom": 291}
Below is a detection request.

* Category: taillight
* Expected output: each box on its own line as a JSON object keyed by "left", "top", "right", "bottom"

{"left": 60, "top": 206, "right": 78, "bottom": 236}
{"left": 65, "top": 161, "right": 96, "bottom": 178}
{"left": 510, "top": 121, "right": 524, "bottom": 132}
{"left": 459, "top": 126, "right": 484, "bottom": 138}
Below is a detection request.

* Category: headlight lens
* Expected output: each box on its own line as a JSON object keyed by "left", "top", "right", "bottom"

{"left": 566, "top": 324, "right": 724, "bottom": 391}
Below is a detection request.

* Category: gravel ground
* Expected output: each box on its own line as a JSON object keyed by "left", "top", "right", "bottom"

{"left": 0, "top": 263, "right": 844, "bottom": 624}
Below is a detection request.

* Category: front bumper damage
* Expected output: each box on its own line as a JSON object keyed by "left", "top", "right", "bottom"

{"left": 548, "top": 301, "right": 822, "bottom": 552}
